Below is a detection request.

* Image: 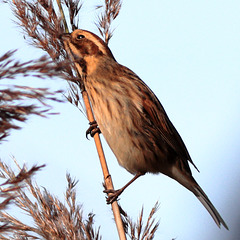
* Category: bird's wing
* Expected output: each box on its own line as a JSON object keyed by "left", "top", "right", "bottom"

{"left": 140, "top": 81, "right": 199, "bottom": 172}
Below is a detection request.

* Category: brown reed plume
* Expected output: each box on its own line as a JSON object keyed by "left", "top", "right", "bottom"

{"left": 10, "top": 0, "right": 80, "bottom": 82}
{"left": 0, "top": 50, "right": 63, "bottom": 141}
{"left": 0, "top": 159, "right": 101, "bottom": 239}
{"left": 119, "top": 202, "right": 160, "bottom": 240}
{"left": 95, "top": 0, "right": 122, "bottom": 44}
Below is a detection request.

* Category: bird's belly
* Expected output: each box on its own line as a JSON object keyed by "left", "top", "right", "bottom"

{"left": 87, "top": 84, "right": 170, "bottom": 175}
{"left": 100, "top": 125, "right": 147, "bottom": 174}
{"left": 101, "top": 124, "right": 144, "bottom": 174}
{"left": 94, "top": 109, "right": 168, "bottom": 175}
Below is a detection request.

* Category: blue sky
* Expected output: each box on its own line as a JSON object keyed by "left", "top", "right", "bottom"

{"left": 1, "top": 1, "right": 240, "bottom": 239}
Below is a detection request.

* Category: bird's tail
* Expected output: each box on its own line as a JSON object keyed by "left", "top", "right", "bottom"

{"left": 171, "top": 165, "right": 228, "bottom": 229}
{"left": 193, "top": 182, "right": 228, "bottom": 230}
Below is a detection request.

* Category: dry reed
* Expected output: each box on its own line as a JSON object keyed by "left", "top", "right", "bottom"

{"left": 0, "top": 160, "right": 101, "bottom": 239}
{"left": 0, "top": 50, "right": 63, "bottom": 141}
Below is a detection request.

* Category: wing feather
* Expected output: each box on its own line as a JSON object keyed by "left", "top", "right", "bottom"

{"left": 140, "top": 81, "right": 199, "bottom": 172}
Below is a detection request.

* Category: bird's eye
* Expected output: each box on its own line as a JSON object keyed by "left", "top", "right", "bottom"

{"left": 76, "top": 34, "right": 85, "bottom": 40}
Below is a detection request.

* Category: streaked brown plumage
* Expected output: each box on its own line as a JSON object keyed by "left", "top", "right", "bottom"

{"left": 61, "top": 29, "right": 228, "bottom": 229}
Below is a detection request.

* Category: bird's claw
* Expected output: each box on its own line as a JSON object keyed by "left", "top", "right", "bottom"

{"left": 86, "top": 120, "right": 101, "bottom": 139}
{"left": 104, "top": 189, "right": 123, "bottom": 204}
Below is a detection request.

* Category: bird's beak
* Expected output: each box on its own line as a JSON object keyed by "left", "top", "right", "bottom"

{"left": 60, "top": 33, "right": 71, "bottom": 41}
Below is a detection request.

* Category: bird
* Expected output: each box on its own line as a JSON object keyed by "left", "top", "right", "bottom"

{"left": 61, "top": 29, "right": 228, "bottom": 229}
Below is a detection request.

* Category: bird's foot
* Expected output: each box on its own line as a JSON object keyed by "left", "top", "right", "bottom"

{"left": 86, "top": 120, "right": 101, "bottom": 139}
{"left": 104, "top": 188, "right": 124, "bottom": 204}
{"left": 103, "top": 173, "right": 144, "bottom": 204}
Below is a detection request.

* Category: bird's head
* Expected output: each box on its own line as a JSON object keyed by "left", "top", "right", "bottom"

{"left": 61, "top": 29, "right": 116, "bottom": 75}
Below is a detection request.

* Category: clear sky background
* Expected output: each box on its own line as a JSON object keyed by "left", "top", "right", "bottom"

{"left": 1, "top": 1, "right": 240, "bottom": 240}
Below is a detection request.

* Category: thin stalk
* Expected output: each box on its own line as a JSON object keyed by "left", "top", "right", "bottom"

{"left": 56, "top": 1, "right": 126, "bottom": 239}
{"left": 56, "top": 0, "right": 68, "bottom": 33}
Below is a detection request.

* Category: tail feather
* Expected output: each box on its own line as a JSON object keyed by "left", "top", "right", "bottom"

{"left": 194, "top": 184, "right": 229, "bottom": 230}
{"left": 171, "top": 165, "right": 228, "bottom": 229}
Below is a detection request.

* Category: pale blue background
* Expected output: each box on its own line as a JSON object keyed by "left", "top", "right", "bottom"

{"left": 1, "top": 1, "right": 239, "bottom": 239}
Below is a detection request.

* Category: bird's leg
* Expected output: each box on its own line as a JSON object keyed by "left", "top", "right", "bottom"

{"left": 86, "top": 120, "right": 101, "bottom": 139}
{"left": 104, "top": 173, "right": 144, "bottom": 204}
